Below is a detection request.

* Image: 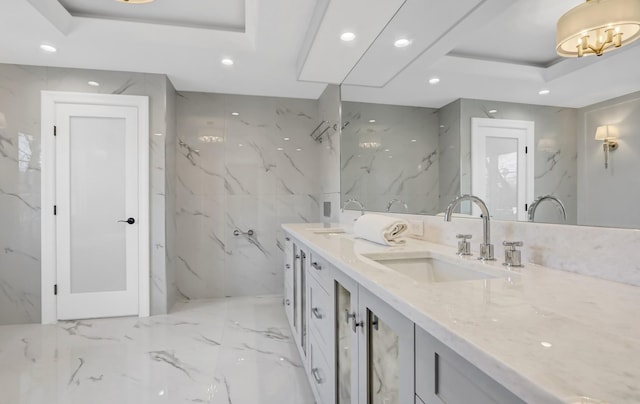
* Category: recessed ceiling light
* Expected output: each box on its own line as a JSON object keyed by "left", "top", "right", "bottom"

{"left": 40, "top": 44, "right": 57, "bottom": 53}
{"left": 368, "top": 119, "right": 376, "bottom": 123}
{"left": 296, "top": 148, "right": 302, "bottom": 152}
{"left": 538, "top": 89, "right": 550, "bottom": 95}
{"left": 88, "top": 81, "right": 100, "bottom": 87}
{"left": 231, "top": 112, "right": 239, "bottom": 116}
{"left": 384, "top": 149, "right": 390, "bottom": 152}
{"left": 439, "top": 125, "right": 445, "bottom": 128}
{"left": 540, "top": 341, "right": 552, "bottom": 348}
{"left": 488, "top": 109, "right": 497, "bottom": 114}
{"left": 238, "top": 143, "right": 243, "bottom": 147}
{"left": 276, "top": 147, "right": 284, "bottom": 151}
{"left": 340, "top": 32, "right": 356, "bottom": 42}
{"left": 428, "top": 77, "right": 440, "bottom": 85}
{"left": 221, "top": 58, "right": 234, "bottom": 66}
{"left": 115, "top": 0, "right": 155, "bottom": 3}
{"left": 394, "top": 38, "right": 412, "bottom": 48}
{"left": 283, "top": 137, "right": 290, "bottom": 141}
{"left": 411, "top": 139, "right": 417, "bottom": 142}
{"left": 153, "top": 133, "right": 163, "bottom": 137}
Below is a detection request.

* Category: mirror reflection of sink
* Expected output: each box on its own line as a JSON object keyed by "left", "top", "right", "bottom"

{"left": 362, "top": 253, "right": 512, "bottom": 283}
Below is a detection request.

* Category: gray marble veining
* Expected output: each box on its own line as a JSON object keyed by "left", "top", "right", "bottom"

{"left": 0, "top": 295, "right": 314, "bottom": 403}
{"left": 176, "top": 92, "right": 323, "bottom": 299}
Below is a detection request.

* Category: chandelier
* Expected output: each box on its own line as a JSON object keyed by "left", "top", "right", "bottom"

{"left": 556, "top": 0, "right": 640, "bottom": 57}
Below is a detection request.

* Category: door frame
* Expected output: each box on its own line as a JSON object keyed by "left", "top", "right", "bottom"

{"left": 471, "top": 118, "right": 534, "bottom": 221}
{"left": 40, "top": 91, "right": 150, "bottom": 324}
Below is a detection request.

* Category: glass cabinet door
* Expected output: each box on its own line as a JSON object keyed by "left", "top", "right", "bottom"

{"left": 368, "top": 313, "right": 399, "bottom": 404}
{"left": 358, "top": 288, "right": 414, "bottom": 404}
{"left": 335, "top": 271, "right": 359, "bottom": 404}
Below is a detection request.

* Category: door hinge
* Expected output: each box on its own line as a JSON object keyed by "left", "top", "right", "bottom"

{"left": 525, "top": 146, "right": 528, "bottom": 154}
{"left": 54, "top": 284, "right": 57, "bottom": 295}
{"left": 54, "top": 205, "right": 57, "bottom": 215}
{"left": 53, "top": 126, "right": 57, "bottom": 137}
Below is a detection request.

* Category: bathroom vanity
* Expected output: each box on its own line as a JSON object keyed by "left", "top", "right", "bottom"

{"left": 282, "top": 223, "right": 640, "bottom": 404}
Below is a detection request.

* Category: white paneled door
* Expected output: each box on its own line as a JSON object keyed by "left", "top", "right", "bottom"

{"left": 41, "top": 92, "right": 149, "bottom": 322}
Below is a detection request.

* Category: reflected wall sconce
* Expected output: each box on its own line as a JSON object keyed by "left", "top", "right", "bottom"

{"left": 556, "top": 0, "right": 640, "bottom": 57}
{"left": 595, "top": 125, "right": 619, "bottom": 168}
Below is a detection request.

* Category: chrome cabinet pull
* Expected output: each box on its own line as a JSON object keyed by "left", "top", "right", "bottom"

{"left": 311, "top": 368, "right": 323, "bottom": 384}
{"left": 311, "top": 307, "right": 322, "bottom": 319}
{"left": 344, "top": 310, "right": 361, "bottom": 333}
{"left": 285, "top": 299, "right": 291, "bottom": 306}
{"left": 311, "top": 262, "right": 322, "bottom": 271}
{"left": 285, "top": 264, "right": 291, "bottom": 269}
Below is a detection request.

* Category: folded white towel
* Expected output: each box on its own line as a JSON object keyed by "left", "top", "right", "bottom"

{"left": 353, "top": 214, "right": 409, "bottom": 246}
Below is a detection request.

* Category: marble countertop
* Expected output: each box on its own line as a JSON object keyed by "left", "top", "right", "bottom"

{"left": 283, "top": 223, "right": 640, "bottom": 404}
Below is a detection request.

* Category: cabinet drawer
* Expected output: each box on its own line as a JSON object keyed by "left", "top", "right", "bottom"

{"left": 415, "top": 327, "right": 525, "bottom": 404}
{"left": 308, "top": 251, "right": 333, "bottom": 293}
{"left": 309, "top": 334, "right": 334, "bottom": 404}
{"left": 308, "top": 274, "right": 332, "bottom": 350}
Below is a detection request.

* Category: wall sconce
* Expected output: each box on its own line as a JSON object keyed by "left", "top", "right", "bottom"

{"left": 595, "top": 125, "right": 619, "bottom": 169}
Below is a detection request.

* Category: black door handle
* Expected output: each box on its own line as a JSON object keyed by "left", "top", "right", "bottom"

{"left": 118, "top": 218, "right": 135, "bottom": 224}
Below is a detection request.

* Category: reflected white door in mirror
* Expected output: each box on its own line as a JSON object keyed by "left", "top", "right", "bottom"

{"left": 471, "top": 118, "right": 534, "bottom": 222}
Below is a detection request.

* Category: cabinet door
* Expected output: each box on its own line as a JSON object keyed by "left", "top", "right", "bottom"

{"left": 300, "top": 248, "right": 308, "bottom": 356}
{"left": 415, "top": 327, "right": 525, "bottom": 404}
{"left": 284, "top": 277, "right": 294, "bottom": 327}
{"left": 293, "top": 243, "right": 300, "bottom": 339}
{"left": 334, "top": 270, "right": 359, "bottom": 404}
{"left": 358, "top": 287, "right": 414, "bottom": 404}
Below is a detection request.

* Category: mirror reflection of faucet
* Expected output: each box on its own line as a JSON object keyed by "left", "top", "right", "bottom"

{"left": 342, "top": 198, "right": 365, "bottom": 220}
{"left": 444, "top": 194, "right": 495, "bottom": 261}
{"left": 386, "top": 198, "right": 408, "bottom": 213}
{"left": 528, "top": 195, "right": 567, "bottom": 222}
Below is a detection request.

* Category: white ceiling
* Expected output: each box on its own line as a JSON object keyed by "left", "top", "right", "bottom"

{"left": 0, "top": 0, "right": 638, "bottom": 108}
{"left": 57, "top": 0, "right": 246, "bottom": 31}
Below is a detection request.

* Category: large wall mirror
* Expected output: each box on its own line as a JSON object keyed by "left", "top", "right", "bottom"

{"left": 338, "top": 0, "right": 640, "bottom": 229}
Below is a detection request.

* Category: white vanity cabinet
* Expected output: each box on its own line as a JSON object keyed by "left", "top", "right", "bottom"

{"left": 415, "top": 327, "right": 525, "bottom": 404}
{"left": 334, "top": 269, "right": 414, "bottom": 404}
{"left": 283, "top": 229, "right": 524, "bottom": 404}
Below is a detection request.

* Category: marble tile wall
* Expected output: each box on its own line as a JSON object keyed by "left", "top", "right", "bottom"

{"left": 175, "top": 92, "right": 323, "bottom": 299}
{"left": 341, "top": 102, "right": 440, "bottom": 214}
{"left": 0, "top": 63, "right": 174, "bottom": 324}
{"left": 577, "top": 90, "right": 640, "bottom": 228}
{"left": 458, "top": 99, "right": 578, "bottom": 224}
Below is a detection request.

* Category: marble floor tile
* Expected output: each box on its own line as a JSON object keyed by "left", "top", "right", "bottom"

{"left": 0, "top": 295, "right": 314, "bottom": 404}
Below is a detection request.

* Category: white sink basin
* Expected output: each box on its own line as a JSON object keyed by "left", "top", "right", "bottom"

{"left": 362, "top": 253, "right": 512, "bottom": 283}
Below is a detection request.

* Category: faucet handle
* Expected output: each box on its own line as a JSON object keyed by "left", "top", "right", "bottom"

{"left": 455, "top": 234, "right": 472, "bottom": 256}
{"left": 503, "top": 241, "right": 523, "bottom": 248}
{"left": 502, "top": 241, "right": 524, "bottom": 268}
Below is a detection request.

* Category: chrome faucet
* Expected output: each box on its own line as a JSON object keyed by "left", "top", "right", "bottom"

{"left": 444, "top": 195, "right": 495, "bottom": 261}
{"left": 386, "top": 198, "right": 408, "bottom": 213}
{"left": 528, "top": 195, "right": 567, "bottom": 222}
{"left": 342, "top": 198, "right": 365, "bottom": 216}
